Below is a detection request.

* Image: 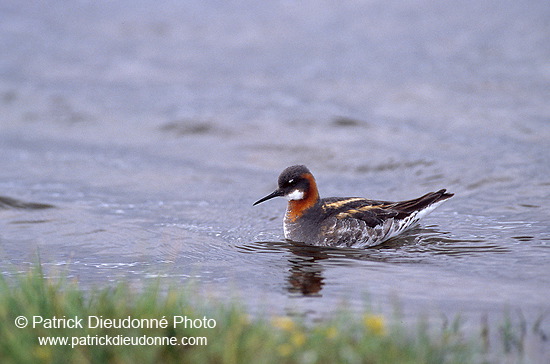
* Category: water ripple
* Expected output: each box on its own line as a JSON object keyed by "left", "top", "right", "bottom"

{"left": 0, "top": 195, "right": 54, "bottom": 210}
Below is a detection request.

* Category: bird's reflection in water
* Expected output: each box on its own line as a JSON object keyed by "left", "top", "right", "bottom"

{"left": 235, "top": 241, "right": 329, "bottom": 296}
{"left": 239, "top": 226, "right": 501, "bottom": 297}
{"left": 285, "top": 244, "right": 329, "bottom": 296}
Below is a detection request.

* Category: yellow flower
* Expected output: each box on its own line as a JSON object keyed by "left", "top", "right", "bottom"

{"left": 363, "top": 314, "right": 386, "bottom": 336}
{"left": 33, "top": 346, "right": 52, "bottom": 362}
{"left": 277, "top": 343, "right": 293, "bottom": 357}
{"left": 272, "top": 316, "right": 296, "bottom": 332}
{"left": 291, "top": 332, "right": 306, "bottom": 347}
{"left": 325, "top": 326, "right": 338, "bottom": 340}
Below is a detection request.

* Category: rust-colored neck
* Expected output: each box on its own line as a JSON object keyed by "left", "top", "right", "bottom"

{"left": 286, "top": 173, "right": 319, "bottom": 222}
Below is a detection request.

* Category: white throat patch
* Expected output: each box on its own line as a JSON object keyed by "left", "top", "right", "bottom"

{"left": 285, "top": 189, "right": 305, "bottom": 201}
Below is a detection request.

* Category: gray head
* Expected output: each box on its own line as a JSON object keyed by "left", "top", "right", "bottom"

{"left": 253, "top": 165, "right": 316, "bottom": 205}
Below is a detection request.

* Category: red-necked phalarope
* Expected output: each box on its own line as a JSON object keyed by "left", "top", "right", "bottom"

{"left": 254, "top": 165, "right": 454, "bottom": 248}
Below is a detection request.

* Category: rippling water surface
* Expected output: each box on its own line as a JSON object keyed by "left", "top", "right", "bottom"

{"left": 1, "top": 0, "right": 549, "bottom": 360}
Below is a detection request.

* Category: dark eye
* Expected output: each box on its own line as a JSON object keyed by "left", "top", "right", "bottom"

{"left": 281, "top": 178, "right": 296, "bottom": 189}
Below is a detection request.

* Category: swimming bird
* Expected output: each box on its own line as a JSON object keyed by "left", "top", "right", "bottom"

{"left": 253, "top": 165, "right": 453, "bottom": 248}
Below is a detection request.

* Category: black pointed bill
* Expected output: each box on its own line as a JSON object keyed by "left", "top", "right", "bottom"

{"left": 253, "top": 189, "right": 284, "bottom": 206}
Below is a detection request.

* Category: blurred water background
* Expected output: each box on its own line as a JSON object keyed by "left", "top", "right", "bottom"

{"left": 1, "top": 0, "right": 549, "bottom": 361}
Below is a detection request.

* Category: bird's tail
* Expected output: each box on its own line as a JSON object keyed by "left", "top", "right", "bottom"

{"left": 393, "top": 189, "right": 454, "bottom": 215}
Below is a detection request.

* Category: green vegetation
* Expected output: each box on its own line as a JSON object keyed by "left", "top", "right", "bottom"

{"left": 0, "top": 266, "right": 541, "bottom": 363}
